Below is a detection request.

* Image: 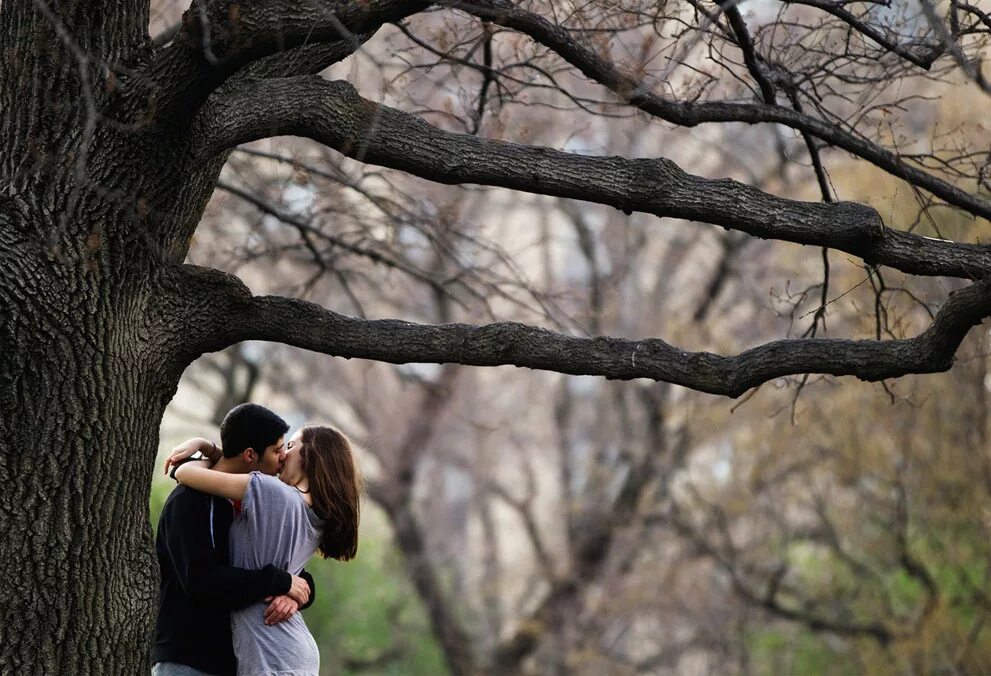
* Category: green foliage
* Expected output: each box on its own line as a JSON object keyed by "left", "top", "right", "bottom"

{"left": 302, "top": 507, "right": 449, "bottom": 676}
{"left": 747, "top": 629, "right": 859, "bottom": 676}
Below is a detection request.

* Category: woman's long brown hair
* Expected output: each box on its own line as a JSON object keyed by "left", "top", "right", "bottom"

{"left": 299, "top": 425, "right": 362, "bottom": 560}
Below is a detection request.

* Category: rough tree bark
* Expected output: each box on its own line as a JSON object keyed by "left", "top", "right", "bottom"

{"left": 0, "top": 0, "right": 988, "bottom": 671}
{"left": 0, "top": 5, "right": 228, "bottom": 672}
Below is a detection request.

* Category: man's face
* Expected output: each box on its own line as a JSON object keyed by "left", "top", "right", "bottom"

{"left": 251, "top": 435, "right": 286, "bottom": 476}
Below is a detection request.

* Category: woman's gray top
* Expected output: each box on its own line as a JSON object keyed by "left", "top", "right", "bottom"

{"left": 229, "top": 472, "right": 324, "bottom": 676}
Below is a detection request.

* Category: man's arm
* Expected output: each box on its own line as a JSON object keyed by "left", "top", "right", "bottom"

{"left": 263, "top": 569, "right": 317, "bottom": 624}
{"left": 161, "top": 491, "right": 304, "bottom": 610}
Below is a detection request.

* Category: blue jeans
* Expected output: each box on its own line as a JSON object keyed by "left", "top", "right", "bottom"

{"left": 152, "top": 663, "right": 220, "bottom": 676}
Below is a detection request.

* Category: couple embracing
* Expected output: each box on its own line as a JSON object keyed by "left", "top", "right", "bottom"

{"left": 153, "top": 403, "right": 361, "bottom": 676}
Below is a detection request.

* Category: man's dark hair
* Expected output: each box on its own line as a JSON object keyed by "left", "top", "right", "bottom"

{"left": 220, "top": 403, "right": 289, "bottom": 459}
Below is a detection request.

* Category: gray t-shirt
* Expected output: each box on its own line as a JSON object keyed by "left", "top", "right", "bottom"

{"left": 229, "top": 472, "right": 324, "bottom": 676}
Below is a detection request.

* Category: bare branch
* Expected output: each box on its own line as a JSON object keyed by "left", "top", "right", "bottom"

{"left": 216, "top": 179, "right": 452, "bottom": 291}
{"left": 920, "top": 0, "right": 991, "bottom": 96}
{"left": 138, "top": 0, "right": 423, "bottom": 121}
{"left": 446, "top": 0, "right": 991, "bottom": 219}
{"left": 178, "top": 265, "right": 991, "bottom": 398}
{"left": 197, "top": 76, "right": 991, "bottom": 279}
{"left": 780, "top": 0, "right": 944, "bottom": 69}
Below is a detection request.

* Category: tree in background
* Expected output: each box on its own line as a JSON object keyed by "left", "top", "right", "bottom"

{"left": 2, "top": 0, "right": 990, "bottom": 671}
{"left": 167, "top": 110, "right": 991, "bottom": 674}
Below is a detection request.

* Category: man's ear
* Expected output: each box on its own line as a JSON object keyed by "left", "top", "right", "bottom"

{"left": 243, "top": 448, "right": 257, "bottom": 465}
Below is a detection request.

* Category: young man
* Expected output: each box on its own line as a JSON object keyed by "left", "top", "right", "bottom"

{"left": 153, "top": 404, "right": 315, "bottom": 676}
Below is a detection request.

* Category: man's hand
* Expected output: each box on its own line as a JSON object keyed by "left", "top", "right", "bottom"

{"left": 286, "top": 574, "right": 311, "bottom": 606}
{"left": 263, "top": 595, "right": 299, "bottom": 625}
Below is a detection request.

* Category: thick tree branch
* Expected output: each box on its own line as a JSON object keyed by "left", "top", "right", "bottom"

{"left": 140, "top": 0, "right": 424, "bottom": 121}
{"left": 179, "top": 265, "right": 991, "bottom": 398}
{"left": 232, "top": 36, "right": 374, "bottom": 79}
{"left": 198, "top": 76, "right": 991, "bottom": 279}
{"left": 148, "top": 0, "right": 989, "bottom": 218}
{"left": 446, "top": 0, "right": 991, "bottom": 220}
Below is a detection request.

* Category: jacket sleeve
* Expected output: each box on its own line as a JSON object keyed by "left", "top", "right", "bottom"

{"left": 161, "top": 491, "right": 291, "bottom": 610}
{"left": 298, "top": 569, "right": 316, "bottom": 611}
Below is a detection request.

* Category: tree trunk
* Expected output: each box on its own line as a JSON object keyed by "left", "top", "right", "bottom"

{"left": 375, "top": 488, "right": 480, "bottom": 676}
{"left": 0, "top": 241, "right": 181, "bottom": 672}
{"left": 0, "top": 3, "right": 231, "bottom": 668}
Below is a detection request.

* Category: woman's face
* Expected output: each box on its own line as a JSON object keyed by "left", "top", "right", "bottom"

{"left": 281, "top": 429, "right": 305, "bottom": 485}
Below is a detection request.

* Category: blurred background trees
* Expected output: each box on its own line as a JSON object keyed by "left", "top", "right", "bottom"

{"left": 145, "top": 0, "right": 991, "bottom": 673}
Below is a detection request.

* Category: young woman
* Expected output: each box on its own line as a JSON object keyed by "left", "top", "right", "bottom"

{"left": 173, "top": 426, "right": 361, "bottom": 676}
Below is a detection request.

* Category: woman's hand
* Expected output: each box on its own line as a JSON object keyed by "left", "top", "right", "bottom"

{"left": 263, "top": 595, "right": 300, "bottom": 625}
{"left": 163, "top": 437, "right": 220, "bottom": 476}
{"left": 262, "top": 576, "right": 311, "bottom": 623}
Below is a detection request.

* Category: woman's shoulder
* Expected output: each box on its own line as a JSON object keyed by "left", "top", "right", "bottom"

{"left": 247, "top": 471, "right": 317, "bottom": 511}
{"left": 248, "top": 470, "right": 281, "bottom": 483}
{"left": 243, "top": 471, "right": 299, "bottom": 510}
{"left": 247, "top": 471, "right": 295, "bottom": 494}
